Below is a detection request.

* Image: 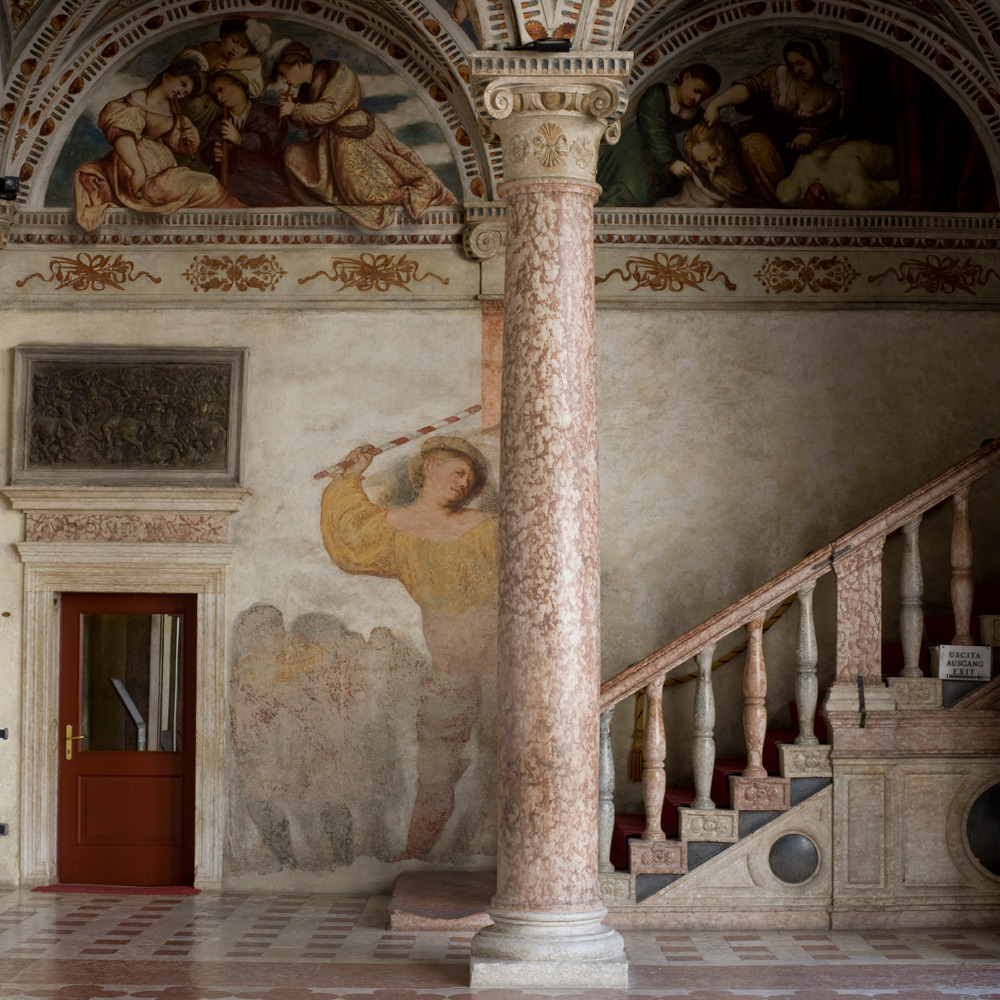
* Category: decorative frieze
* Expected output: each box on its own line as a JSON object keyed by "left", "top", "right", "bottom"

{"left": 629, "top": 838, "right": 687, "bottom": 874}
{"left": 754, "top": 255, "right": 860, "bottom": 295}
{"left": 596, "top": 253, "right": 736, "bottom": 292}
{"left": 677, "top": 807, "right": 738, "bottom": 843}
{"left": 869, "top": 255, "right": 1000, "bottom": 295}
{"left": 298, "top": 253, "right": 448, "bottom": 292}
{"left": 17, "top": 253, "right": 160, "bottom": 291}
{"left": 25, "top": 512, "right": 230, "bottom": 544}
{"left": 182, "top": 254, "right": 286, "bottom": 293}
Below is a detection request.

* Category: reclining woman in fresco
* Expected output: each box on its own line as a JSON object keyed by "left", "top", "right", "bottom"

{"left": 703, "top": 37, "right": 843, "bottom": 205}
{"left": 73, "top": 51, "right": 242, "bottom": 231}
{"left": 199, "top": 69, "right": 296, "bottom": 207}
{"left": 321, "top": 437, "right": 497, "bottom": 859}
{"left": 273, "top": 41, "right": 457, "bottom": 229}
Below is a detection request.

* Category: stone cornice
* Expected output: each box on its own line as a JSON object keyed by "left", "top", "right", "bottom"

{"left": 828, "top": 707, "right": 1000, "bottom": 758}
{"left": 1, "top": 486, "right": 252, "bottom": 513}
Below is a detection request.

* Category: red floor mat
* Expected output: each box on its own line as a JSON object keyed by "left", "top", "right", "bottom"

{"left": 33, "top": 884, "right": 199, "bottom": 895}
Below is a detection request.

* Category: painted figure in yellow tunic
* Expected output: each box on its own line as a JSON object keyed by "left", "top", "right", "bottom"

{"left": 321, "top": 436, "right": 497, "bottom": 858}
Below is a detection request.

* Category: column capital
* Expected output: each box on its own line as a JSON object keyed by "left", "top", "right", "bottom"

{"left": 0, "top": 201, "right": 17, "bottom": 250}
{"left": 471, "top": 51, "right": 632, "bottom": 187}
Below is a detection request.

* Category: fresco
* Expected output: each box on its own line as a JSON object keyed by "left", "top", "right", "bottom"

{"left": 597, "top": 30, "right": 998, "bottom": 212}
{"left": 48, "top": 16, "right": 460, "bottom": 230}
{"left": 228, "top": 431, "right": 500, "bottom": 872}
{"left": 320, "top": 436, "right": 498, "bottom": 861}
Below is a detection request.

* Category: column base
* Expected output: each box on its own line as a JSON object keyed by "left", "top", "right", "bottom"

{"left": 469, "top": 907, "right": 628, "bottom": 987}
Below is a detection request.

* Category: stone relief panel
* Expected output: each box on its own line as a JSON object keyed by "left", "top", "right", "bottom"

{"left": 12, "top": 345, "right": 246, "bottom": 485}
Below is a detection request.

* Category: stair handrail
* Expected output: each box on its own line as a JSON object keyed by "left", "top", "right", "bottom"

{"left": 600, "top": 436, "right": 1000, "bottom": 714}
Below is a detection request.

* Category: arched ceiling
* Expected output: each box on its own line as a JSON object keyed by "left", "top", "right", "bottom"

{"left": 5, "top": 0, "right": 1000, "bottom": 70}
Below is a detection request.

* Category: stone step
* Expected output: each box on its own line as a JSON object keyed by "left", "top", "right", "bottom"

{"left": 387, "top": 870, "right": 494, "bottom": 931}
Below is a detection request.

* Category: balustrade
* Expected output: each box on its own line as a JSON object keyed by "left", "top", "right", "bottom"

{"left": 596, "top": 438, "right": 1000, "bottom": 877}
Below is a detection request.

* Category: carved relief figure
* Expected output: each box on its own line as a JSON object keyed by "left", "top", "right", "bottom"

{"left": 73, "top": 52, "right": 242, "bottom": 232}
{"left": 320, "top": 437, "right": 497, "bottom": 858}
{"left": 274, "top": 42, "right": 458, "bottom": 229}
{"left": 596, "top": 63, "right": 721, "bottom": 208}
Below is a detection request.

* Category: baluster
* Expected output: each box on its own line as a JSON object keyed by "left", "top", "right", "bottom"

{"left": 794, "top": 581, "right": 820, "bottom": 745}
{"left": 598, "top": 708, "right": 615, "bottom": 873}
{"left": 691, "top": 643, "right": 717, "bottom": 810}
{"left": 951, "top": 486, "right": 974, "bottom": 645}
{"left": 900, "top": 514, "right": 925, "bottom": 677}
{"left": 640, "top": 672, "right": 667, "bottom": 841}
{"left": 742, "top": 612, "right": 767, "bottom": 778}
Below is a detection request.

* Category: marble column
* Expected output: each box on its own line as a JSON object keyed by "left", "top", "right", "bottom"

{"left": 468, "top": 52, "right": 630, "bottom": 988}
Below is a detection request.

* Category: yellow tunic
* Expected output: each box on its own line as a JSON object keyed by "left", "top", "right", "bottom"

{"left": 320, "top": 474, "right": 497, "bottom": 615}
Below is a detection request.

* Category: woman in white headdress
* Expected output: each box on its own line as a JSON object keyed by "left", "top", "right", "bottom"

{"left": 704, "top": 37, "right": 843, "bottom": 204}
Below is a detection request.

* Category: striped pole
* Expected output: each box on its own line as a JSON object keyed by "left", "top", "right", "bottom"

{"left": 312, "top": 403, "right": 483, "bottom": 480}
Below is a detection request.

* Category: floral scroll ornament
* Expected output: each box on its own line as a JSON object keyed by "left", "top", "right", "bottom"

{"left": 17, "top": 253, "right": 161, "bottom": 291}
{"left": 299, "top": 253, "right": 449, "bottom": 293}
{"left": 595, "top": 253, "right": 737, "bottom": 292}
{"left": 754, "top": 256, "right": 860, "bottom": 294}
{"left": 868, "top": 255, "right": 1000, "bottom": 295}
{"left": 182, "top": 254, "right": 285, "bottom": 292}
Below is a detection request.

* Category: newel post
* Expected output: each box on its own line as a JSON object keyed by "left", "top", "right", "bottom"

{"left": 825, "top": 537, "right": 894, "bottom": 719}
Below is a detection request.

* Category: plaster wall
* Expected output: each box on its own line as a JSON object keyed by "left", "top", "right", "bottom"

{"left": 0, "top": 301, "right": 998, "bottom": 889}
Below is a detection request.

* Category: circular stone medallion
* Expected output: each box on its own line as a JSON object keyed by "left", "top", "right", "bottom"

{"left": 769, "top": 833, "right": 819, "bottom": 885}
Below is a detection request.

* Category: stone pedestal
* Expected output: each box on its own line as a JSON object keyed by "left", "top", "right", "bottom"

{"left": 678, "top": 807, "right": 739, "bottom": 843}
{"left": 467, "top": 52, "right": 629, "bottom": 989}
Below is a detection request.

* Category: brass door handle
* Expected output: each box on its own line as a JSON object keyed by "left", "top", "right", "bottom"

{"left": 65, "top": 724, "right": 87, "bottom": 760}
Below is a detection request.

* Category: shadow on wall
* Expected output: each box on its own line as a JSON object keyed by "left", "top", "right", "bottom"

{"left": 226, "top": 604, "right": 497, "bottom": 875}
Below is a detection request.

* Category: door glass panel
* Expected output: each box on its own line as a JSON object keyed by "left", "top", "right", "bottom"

{"left": 81, "top": 613, "right": 183, "bottom": 752}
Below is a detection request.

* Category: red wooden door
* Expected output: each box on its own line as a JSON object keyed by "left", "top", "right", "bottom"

{"left": 58, "top": 592, "right": 196, "bottom": 886}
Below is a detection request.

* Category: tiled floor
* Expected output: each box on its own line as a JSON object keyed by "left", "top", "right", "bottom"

{"left": 0, "top": 888, "right": 998, "bottom": 999}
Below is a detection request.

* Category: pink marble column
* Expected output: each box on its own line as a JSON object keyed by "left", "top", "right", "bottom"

{"left": 468, "top": 52, "right": 629, "bottom": 988}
